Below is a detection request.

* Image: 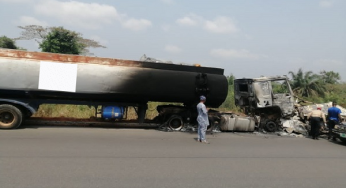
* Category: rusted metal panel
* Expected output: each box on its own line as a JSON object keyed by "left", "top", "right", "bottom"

{"left": 0, "top": 48, "right": 224, "bottom": 74}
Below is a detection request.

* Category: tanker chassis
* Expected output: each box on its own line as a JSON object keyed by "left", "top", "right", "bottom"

{"left": 0, "top": 48, "right": 231, "bottom": 130}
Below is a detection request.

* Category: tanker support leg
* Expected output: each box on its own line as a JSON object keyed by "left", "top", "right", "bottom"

{"left": 138, "top": 103, "right": 148, "bottom": 124}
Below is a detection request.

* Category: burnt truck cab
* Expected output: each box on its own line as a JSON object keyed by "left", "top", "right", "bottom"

{"left": 234, "top": 76, "right": 295, "bottom": 132}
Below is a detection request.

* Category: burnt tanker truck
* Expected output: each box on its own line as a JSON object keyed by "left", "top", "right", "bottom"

{"left": 0, "top": 48, "right": 237, "bottom": 130}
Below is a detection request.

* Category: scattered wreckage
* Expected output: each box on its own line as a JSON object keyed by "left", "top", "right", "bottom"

{"left": 296, "top": 102, "right": 346, "bottom": 140}
{"left": 233, "top": 75, "right": 346, "bottom": 138}
{"left": 296, "top": 102, "right": 346, "bottom": 122}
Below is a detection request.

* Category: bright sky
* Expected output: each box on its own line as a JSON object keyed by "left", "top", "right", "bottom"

{"left": 1, "top": 0, "right": 345, "bottom": 80}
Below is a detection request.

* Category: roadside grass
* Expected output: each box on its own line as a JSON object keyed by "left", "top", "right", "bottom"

{"left": 33, "top": 104, "right": 96, "bottom": 118}
{"left": 33, "top": 102, "right": 183, "bottom": 120}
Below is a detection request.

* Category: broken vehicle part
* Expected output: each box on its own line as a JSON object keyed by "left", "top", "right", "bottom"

{"left": 234, "top": 76, "right": 295, "bottom": 132}
{"left": 296, "top": 102, "right": 346, "bottom": 122}
{"left": 219, "top": 114, "right": 255, "bottom": 132}
{"left": 140, "top": 54, "right": 173, "bottom": 64}
{"left": 281, "top": 119, "right": 308, "bottom": 135}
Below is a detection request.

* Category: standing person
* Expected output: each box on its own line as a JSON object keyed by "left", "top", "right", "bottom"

{"left": 327, "top": 101, "right": 342, "bottom": 140}
{"left": 197, "top": 95, "right": 210, "bottom": 144}
{"left": 307, "top": 106, "right": 326, "bottom": 140}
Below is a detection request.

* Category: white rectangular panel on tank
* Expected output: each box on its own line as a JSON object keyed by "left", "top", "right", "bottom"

{"left": 38, "top": 61, "right": 78, "bottom": 92}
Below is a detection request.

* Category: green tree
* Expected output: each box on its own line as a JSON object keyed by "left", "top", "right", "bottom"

{"left": 39, "top": 27, "right": 82, "bottom": 54}
{"left": 288, "top": 68, "right": 326, "bottom": 97}
{"left": 15, "top": 25, "right": 105, "bottom": 55}
{"left": 320, "top": 70, "right": 341, "bottom": 84}
{"left": 0, "top": 36, "right": 18, "bottom": 49}
{"left": 227, "top": 74, "right": 235, "bottom": 86}
{"left": 219, "top": 74, "right": 239, "bottom": 111}
{"left": 271, "top": 80, "right": 288, "bottom": 94}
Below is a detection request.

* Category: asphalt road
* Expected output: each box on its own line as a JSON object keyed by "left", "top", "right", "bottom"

{"left": 1, "top": 126, "right": 346, "bottom": 188}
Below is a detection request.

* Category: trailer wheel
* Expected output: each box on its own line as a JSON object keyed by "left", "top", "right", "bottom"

{"left": 0, "top": 104, "right": 23, "bottom": 129}
{"left": 167, "top": 115, "right": 184, "bottom": 131}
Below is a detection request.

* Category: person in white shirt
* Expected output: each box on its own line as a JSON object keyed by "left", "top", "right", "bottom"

{"left": 197, "top": 95, "right": 210, "bottom": 144}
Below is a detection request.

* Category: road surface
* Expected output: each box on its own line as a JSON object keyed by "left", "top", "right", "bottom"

{"left": 1, "top": 125, "right": 346, "bottom": 188}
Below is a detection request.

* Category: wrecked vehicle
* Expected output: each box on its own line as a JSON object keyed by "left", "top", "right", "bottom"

{"left": 331, "top": 122, "right": 346, "bottom": 143}
{"left": 0, "top": 48, "right": 258, "bottom": 133}
{"left": 0, "top": 48, "right": 229, "bottom": 129}
{"left": 234, "top": 76, "right": 296, "bottom": 132}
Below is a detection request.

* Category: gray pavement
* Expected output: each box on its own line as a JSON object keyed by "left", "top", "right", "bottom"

{"left": 1, "top": 126, "right": 346, "bottom": 188}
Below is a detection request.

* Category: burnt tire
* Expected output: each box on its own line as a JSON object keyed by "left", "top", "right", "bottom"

{"left": 0, "top": 104, "right": 23, "bottom": 129}
{"left": 167, "top": 115, "right": 184, "bottom": 131}
{"left": 264, "top": 121, "right": 277, "bottom": 132}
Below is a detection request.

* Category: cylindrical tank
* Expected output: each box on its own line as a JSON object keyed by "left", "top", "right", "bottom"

{"left": 0, "top": 49, "right": 228, "bottom": 108}
{"left": 220, "top": 115, "right": 255, "bottom": 132}
{"left": 102, "top": 106, "right": 124, "bottom": 119}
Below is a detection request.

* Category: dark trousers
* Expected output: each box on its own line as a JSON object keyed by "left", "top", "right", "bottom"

{"left": 310, "top": 117, "right": 321, "bottom": 139}
{"left": 328, "top": 120, "right": 337, "bottom": 139}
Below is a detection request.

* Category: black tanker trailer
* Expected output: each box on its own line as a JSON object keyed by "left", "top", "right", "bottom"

{"left": 0, "top": 48, "right": 228, "bottom": 129}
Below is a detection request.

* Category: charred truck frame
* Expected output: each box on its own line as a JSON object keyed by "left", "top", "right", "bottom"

{"left": 0, "top": 49, "right": 229, "bottom": 130}
{"left": 234, "top": 76, "right": 296, "bottom": 132}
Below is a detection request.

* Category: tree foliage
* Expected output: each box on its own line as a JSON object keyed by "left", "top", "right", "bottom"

{"left": 271, "top": 80, "right": 289, "bottom": 94}
{"left": 227, "top": 74, "right": 235, "bottom": 86}
{"left": 288, "top": 68, "right": 326, "bottom": 97}
{"left": 320, "top": 70, "right": 340, "bottom": 84}
{"left": 219, "top": 74, "right": 239, "bottom": 111}
{"left": 0, "top": 36, "right": 18, "bottom": 49}
{"left": 15, "top": 25, "right": 106, "bottom": 55}
{"left": 39, "top": 27, "right": 82, "bottom": 54}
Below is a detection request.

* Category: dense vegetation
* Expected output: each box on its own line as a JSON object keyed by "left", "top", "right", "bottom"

{"left": 0, "top": 36, "right": 25, "bottom": 50}
{"left": 0, "top": 36, "right": 18, "bottom": 49}
{"left": 218, "top": 74, "right": 240, "bottom": 112}
{"left": 39, "top": 27, "right": 83, "bottom": 55}
{"left": 288, "top": 69, "right": 345, "bottom": 106}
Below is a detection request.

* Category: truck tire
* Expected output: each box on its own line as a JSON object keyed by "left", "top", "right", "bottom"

{"left": 0, "top": 104, "right": 23, "bottom": 129}
{"left": 167, "top": 115, "right": 184, "bottom": 131}
{"left": 264, "top": 121, "right": 277, "bottom": 132}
